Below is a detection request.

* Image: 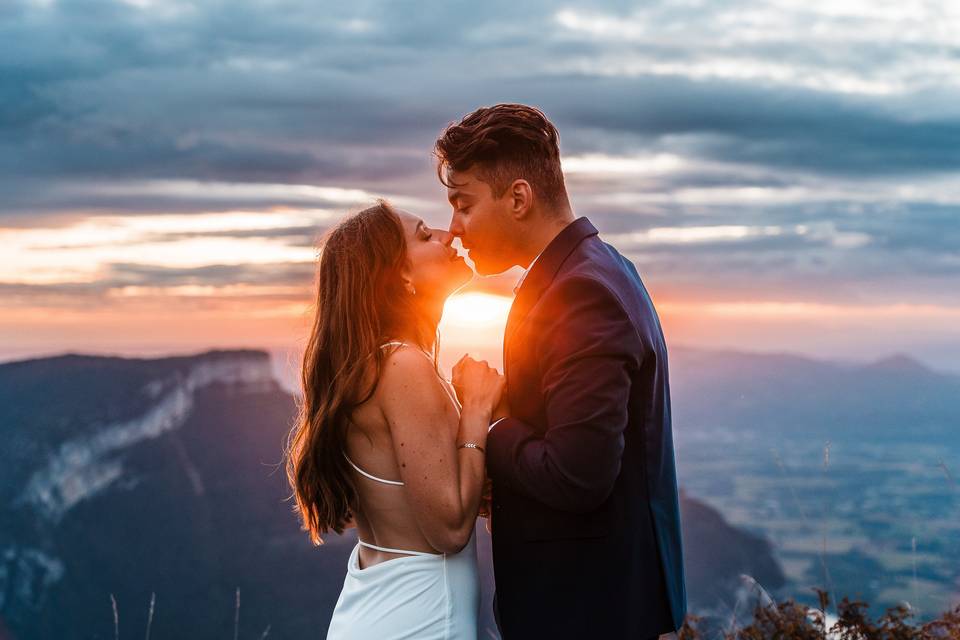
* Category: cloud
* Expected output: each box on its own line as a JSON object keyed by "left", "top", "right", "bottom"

{"left": 551, "top": 3, "right": 960, "bottom": 94}
{"left": 1, "top": 0, "right": 959, "bottom": 318}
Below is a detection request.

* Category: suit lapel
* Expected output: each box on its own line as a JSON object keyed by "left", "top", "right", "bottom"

{"left": 503, "top": 217, "right": 599, "bottom": 372}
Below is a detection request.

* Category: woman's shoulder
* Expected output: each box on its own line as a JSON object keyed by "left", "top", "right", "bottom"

{"left": 375, "top": 343, "right": 452, "bottom": 416}
{"left": 377, "top": 343, "right": 437, "bottom": 388}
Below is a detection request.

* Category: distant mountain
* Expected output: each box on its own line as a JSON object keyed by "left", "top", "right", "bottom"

{"left": 862, "top": 353, "right": 935, "bottom": 376}
{"left": 0, "top": 349, "right": 783, "bottom": 639}
{"left": 667, "top": 346, "right": 960, "bottom": 442}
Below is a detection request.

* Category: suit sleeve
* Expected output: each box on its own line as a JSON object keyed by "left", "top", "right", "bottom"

{"left": 486, "top": 276, "right": 642, "bottom": 514}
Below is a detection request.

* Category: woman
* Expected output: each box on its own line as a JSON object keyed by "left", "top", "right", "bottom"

{"left": 284, "top": 199, "right": 503, "bottom": 639}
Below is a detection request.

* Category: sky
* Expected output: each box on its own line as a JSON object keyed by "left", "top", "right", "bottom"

{"left": 2, "top": 0, "right": 960, "bottom": 371}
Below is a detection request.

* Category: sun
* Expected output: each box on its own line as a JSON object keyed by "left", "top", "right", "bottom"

{"left": 441, "top": 292, "right": 513, "bottom": 329}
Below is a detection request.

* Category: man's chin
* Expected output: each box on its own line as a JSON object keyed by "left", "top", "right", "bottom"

{"left": 471, "top": 256, "right": 510, "bottom": 277}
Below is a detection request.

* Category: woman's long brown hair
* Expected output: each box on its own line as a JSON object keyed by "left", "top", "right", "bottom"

{"left": 283, "top": 200, "right": 437, "bottom": 545}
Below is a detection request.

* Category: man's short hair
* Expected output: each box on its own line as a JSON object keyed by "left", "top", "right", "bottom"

{"left": 434, "top": 103, "right": 569, "bottom": 211}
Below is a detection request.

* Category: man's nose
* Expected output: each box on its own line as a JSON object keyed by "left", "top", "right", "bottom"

{"left": 437, "top": 229, "right": 455, "bottom": 247}
{"left": 448, "top": 215, "right": 464, "bottom": 238}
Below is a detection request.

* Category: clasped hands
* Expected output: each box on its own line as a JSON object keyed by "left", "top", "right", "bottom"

{"left": 451, "top": 355, "right": 509, "bottom": 531}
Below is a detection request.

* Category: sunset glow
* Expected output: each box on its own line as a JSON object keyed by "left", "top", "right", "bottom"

{"left": 0, "top": 210, "right": 325, "bottom": 284}
{"left": 442, "top": 292, "right": 513, "bottom": 329}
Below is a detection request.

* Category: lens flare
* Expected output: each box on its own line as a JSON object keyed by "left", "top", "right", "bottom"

{"left": 441, "top": 293, "right": 512, "bottom": 329}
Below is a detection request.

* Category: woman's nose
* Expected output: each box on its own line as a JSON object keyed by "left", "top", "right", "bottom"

{"left": 437, "top": 229, "right": 455, "bottom": 246}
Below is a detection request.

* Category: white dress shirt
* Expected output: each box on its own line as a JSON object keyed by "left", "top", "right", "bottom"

{"left": 512, "top": 250, "right": 544, "bottom": 295}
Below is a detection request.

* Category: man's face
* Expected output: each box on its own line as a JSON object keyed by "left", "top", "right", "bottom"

{"left": 445, "top": 167, "right": 518, "bottom": 276}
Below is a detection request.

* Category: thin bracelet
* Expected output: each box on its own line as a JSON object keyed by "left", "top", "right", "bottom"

{"left": 458, "top": 442, "right": 485, "bottom": 453}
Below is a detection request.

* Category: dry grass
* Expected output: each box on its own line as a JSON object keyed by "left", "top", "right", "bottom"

{"left": 679, "top": 589, "right": 960, "bottom": 640}
{"left": 106, "top": 588, "right": 272, "bottom": 640}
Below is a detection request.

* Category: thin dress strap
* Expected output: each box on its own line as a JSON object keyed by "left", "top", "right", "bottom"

{"left": 356, "top": 539, "right": 440, "bottom": 556}
{"left": 344, "top": 453, "right": 404, "bottom": 486}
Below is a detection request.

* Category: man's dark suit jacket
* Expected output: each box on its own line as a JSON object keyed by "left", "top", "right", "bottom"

{"left": 486, "top": 217, "right": 687, "bottom": 639}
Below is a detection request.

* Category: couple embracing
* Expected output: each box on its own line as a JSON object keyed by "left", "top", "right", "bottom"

{"left": 284, "top": 104, "right": 687, "bottom": 639}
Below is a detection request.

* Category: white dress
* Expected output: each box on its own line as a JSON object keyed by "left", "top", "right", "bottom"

{"left": 326, "top": 342, "right": 481, "bottom": 640}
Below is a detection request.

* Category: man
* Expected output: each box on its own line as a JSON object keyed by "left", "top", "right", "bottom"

{"left": 439, "top": 103, "right": 687, "bottom": 639}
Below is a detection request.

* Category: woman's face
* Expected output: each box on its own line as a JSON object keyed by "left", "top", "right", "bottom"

{"left": 396, "top": 209, "right": 473, "bottom": 300}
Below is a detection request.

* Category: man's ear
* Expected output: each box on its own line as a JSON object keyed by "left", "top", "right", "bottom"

{"left": 507, "top": 179, "right": 533, "bottom": 221}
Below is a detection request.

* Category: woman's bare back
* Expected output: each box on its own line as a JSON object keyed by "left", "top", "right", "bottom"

{"left": 345, "top": 344, "right": 461, "bottom": 568}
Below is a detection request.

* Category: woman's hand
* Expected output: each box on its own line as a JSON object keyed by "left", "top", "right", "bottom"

{"left": 452, "top": 355, "right": 505, "bottom": 423}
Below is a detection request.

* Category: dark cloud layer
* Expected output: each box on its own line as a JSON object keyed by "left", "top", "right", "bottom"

{"left": 2, "top": 0, "right": 959, "bottom": 308}
{"left": 6, "top": 0, "right": 960, "bottom": 188}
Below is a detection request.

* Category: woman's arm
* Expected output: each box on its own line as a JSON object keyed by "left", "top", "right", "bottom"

{"left": 378, "top": 347, "right": 502, "bottom": 553}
